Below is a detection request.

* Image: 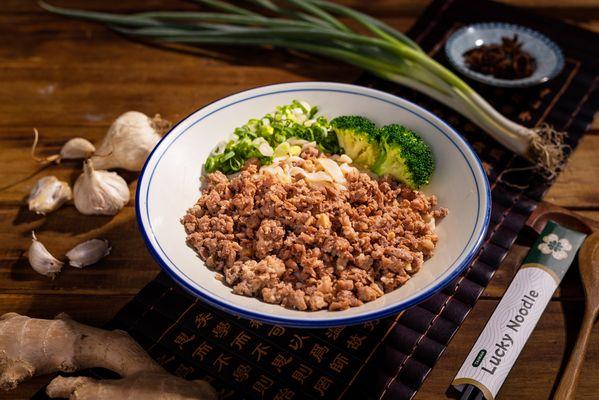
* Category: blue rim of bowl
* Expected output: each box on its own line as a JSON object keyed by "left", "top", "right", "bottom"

{"left": 445, "top": 22, "right": 564, "bottom": 88}
{"left": 136, "top": 82, "right": 491, "bottom": 328}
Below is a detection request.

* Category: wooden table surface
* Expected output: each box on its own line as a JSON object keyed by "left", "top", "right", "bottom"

{"left": 1, "top": 1, "right": 598, "bottom": 399}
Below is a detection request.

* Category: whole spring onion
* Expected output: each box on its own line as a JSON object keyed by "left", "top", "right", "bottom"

{"left": 41, "top": 0, "right": 568, "bottom": 176}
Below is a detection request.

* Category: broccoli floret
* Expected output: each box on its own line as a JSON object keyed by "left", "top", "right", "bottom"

{"left": 331, "top": 116, "right": 380, "bottom": 168}
{"left": 372, "top": 124, "right": 434, "bottom": 189}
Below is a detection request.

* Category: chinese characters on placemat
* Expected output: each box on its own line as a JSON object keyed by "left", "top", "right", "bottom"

{"left": 109, "top": 274, "right": 396, "bottom": 400}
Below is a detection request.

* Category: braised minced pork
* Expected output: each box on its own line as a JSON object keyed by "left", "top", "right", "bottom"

{"left": 182, "top": 149, "right": 446, "bottom": 311}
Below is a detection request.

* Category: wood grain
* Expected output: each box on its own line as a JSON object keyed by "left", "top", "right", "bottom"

{"left": 554, "top": 233, "right": 599, "bottom": 399}
{"left": 0, "top": 206, "right": 158, "bottom": 295}
{"left": 546, "top": 135, "right": 599, "bottom": 208}
{"left": 0, "top": 1, "right": 597, "bottom": 399}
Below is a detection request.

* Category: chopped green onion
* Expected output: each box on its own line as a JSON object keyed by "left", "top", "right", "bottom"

{"left": 202, "top": 100, "right": 338, "bottom": 173}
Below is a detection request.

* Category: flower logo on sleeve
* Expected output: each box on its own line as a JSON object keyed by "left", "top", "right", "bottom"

{"left": 538, "top": 233, "right": 572, "bottom": 260}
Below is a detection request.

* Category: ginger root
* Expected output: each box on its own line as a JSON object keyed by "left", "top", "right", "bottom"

{"left": 0, "top": 313, "right": 217, "bottom": 400}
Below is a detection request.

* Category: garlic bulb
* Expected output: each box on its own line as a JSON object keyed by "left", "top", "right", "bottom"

{"left": 90, "top": 111, "right": 167, "bottom": 171}
{"left": 73, "top": 160, "right": 130, "bottom": 215}
{"left": 60, "top": 137, "right": 96, "bottom": 160}
{"left": 66, "top": 239, "right": 111, "bottom": 268}
{"left": 28, "top": 176, "right": 72, "bottom": 215}
{"left": 28, "top": 231, "right": 63, "bottom": 278}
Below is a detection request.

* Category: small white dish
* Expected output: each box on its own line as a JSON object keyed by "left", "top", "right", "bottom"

{"left": 445, "top": 23, "right": 564, "bottom": 88}
{"left": 136, "top": 82, "right": 491, "bottom": 327}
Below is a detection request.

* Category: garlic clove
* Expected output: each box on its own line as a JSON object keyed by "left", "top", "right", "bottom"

{"left": 60, "top": 137, "right": 96, "bottom": 160}
{"left": 31, "top": 129, "right": 96, "bottom": 164}
{"left": 90, "top": 111, "right": 167, "bottom": 171}
{"left": 27, "top": 231, "right": 63, "bottom": 278}
{"left": 317, "top": 158, "right": 347, "bottom": 184}
{"left": 28, "top": 176, "right": 72, "bottom": 215}
{"left": 73, "top": 160, "right": 130, "bottom": 216}
{"left": 66, "top": 239, "right": 111, "bottom": 268}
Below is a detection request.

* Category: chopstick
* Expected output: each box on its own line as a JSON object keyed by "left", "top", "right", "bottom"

{"left": 459, "top": 385, "right": 484, "bottom": 400}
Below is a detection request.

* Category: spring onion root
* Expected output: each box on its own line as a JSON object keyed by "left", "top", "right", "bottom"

{"left": 31, "top": 129, "right": 60, "bottom": 164}
{"left": 529, "top": 124, "right": 569, "bottom": 179}
{"left": 40, "top": 0, "right": 568, "bottom": 177}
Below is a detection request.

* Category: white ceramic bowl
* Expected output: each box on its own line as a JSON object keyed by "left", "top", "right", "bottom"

{"left": 137, "top": 82, "right": 491, "bottom": 327}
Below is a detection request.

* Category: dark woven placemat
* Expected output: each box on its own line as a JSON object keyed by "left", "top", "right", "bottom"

{"left": 34, "top": 0, "right": 598, "bottom": 399}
